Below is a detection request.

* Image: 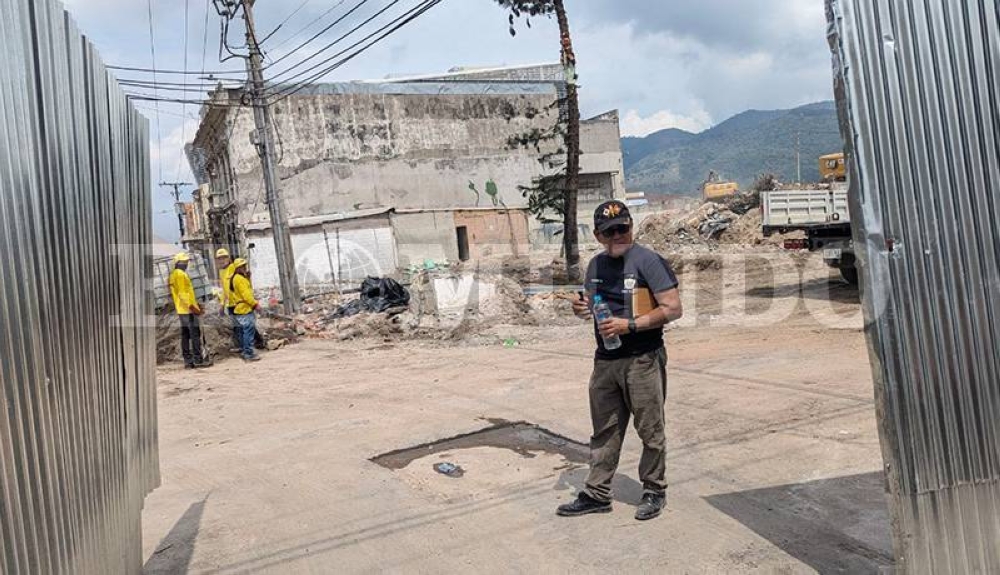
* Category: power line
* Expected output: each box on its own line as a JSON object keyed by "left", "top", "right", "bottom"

{"left": 145, "top": 0, "right": 163, "bottom": 180}
{"left": 176, "top": 0, "right": 192, "bottom": 180}
{"left": 200, "top": 0, "right": 212, "bottom": 88}
{"left": 118, "top": 78, "right": 242, "bottom": 89}
{"left": 264, "top": 0, "right": 373, "bottom": 71}
{"left": 121, "top": 82, "right": 228, "bottom": 94}
{"left": 108, "top": 63, "right": 242, "bottom": 75}
{"left": 135, "top": 107, "right": 202, "bottom": 121}
{"left": 267, "top": 0, "right": 404, "bottom": 83}
{"left": 265, "top": 0, "right": 349, "bottom": 52}
{"left": 126, "top": 93, "right": 243, "bottom": 106}
{"left": 271, "top": 0, "right": 388, "bottom": 81}
{"left": 267, "top": 0, "right": 443, "bottom": 104}
{"left": 260, "top": 0, "right": 315, "bottom": 44}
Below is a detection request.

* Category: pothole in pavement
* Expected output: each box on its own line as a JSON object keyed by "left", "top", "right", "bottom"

{"left": 371, "top": 419, "right": 589, "bottom": 470}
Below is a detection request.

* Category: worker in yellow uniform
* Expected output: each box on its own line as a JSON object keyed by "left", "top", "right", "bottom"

{"left": 215, "top": 248, "right": 240, "bottom": 352}
{"left": 169, "top": 253, "right": 209, "bottom": 369}
{"left": 217, "top": 247, "right": 267, "bottom": 352}
{"left": 229, "top": 258, "right": 262, "bottom": 362}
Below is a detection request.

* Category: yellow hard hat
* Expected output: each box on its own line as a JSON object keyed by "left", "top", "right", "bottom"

{"left": 232, "top": 258, "right": 249, "bottom": 269}
{"left": 173, "top": 252, "right": 190, "bottom": 263}
{"left": 215, "top": 248, "right": 231, "bottom": 258}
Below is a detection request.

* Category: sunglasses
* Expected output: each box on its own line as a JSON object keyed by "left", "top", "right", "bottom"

{"left": 600, "top": 224, "right": 631, "bottom": 238}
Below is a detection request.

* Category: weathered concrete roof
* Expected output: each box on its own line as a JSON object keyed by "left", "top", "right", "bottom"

{"left": 584, "top": 110, "right": 620, "bottom": 123}
{"left": 266, "top": 81, "right": 559, "bottom": 98}
{"left": 373, "top": 62, "right": 564, "bottom": 83}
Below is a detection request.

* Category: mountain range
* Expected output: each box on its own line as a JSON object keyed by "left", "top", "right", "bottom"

{"left": 621, "top": 101, "right": 844, "bottom": 195}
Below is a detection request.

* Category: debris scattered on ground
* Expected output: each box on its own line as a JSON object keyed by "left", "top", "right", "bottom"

{"left": 637, "top": 189, "right": 803, "bottom": 255}
{"left": 156, "top": 306, "right": 240, "bottom": 365}
{"left": 433, "top": 462, "right": 465, "bottom": 478}
{"left": 330, "top": 277, "right": 410, "bottom": 319}
{"left": 526, "top": 291, "right": 579, "bottom": 325}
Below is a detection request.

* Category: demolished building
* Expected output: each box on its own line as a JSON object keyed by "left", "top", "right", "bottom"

{"left": 187, "top": 63, "right": 624, "bottom": 289}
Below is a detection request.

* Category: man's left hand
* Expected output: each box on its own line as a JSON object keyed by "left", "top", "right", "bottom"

{"left": 598, "top": 317, "right": 630, "bottom": 338}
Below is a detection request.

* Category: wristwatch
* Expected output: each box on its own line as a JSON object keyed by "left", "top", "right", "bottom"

{"left": 628, "top": 318, "right": 637, "bottom": 334}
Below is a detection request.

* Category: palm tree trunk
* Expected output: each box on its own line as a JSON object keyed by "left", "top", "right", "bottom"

{"left": 553, "top": 0, "right": 581, "bottom": 282}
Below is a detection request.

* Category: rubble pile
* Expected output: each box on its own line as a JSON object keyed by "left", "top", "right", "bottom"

{"left": 229, "top": 273, "right": 542, "bottom": 346}
{"left": 637, "top": 190, "right": 800, "bottom": 257}
{"left": 526, "top": 291, "right": 579, "bottom": 325}
{"left": 477, "top": 274, "right": 535, "bottom": 324}
{"left": 156, "top": 305, "right": 248, "bottom": 364}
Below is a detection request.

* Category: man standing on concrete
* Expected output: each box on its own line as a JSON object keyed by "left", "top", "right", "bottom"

{"left": 169, "top": 252, "right": 209, "bottom": 369}
{"left": 558, "top": 200, "right": 683, "bottom": 521}
{"left": 229, "top": 258, "right": 262, "bottom": 362}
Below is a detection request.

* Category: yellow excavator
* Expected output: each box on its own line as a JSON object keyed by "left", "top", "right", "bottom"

{"left": 701, "top": 171, "right": 740, "bottom": 201}
{"left": 819, "top": 152, "right": 847, "bottom": 181}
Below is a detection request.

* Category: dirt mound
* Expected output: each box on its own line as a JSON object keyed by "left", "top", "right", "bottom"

{"left": 527, "top": 291, "right": 579, "bottom": 325}
{"left": 637, "top": 191, "right": 803, "bottom": 254}
{"left": 156, "top": 306, "right": 243, "bottom": 365}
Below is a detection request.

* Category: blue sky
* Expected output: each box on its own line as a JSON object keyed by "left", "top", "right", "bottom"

{"left": 62, "top": 0, "right": 834, "bottom": 242}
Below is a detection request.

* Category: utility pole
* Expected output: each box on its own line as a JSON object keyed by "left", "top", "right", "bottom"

{"left": 160, "top": 181, "right": 193, "bottom": 239}
{"left": 796, "top": 131, "right": 802, "bottom": 183}
{"left": 242, "top": 0, "right": 301, "bottom": 313}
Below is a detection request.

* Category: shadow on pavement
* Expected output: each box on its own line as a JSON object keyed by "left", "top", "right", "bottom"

{"left": 555, "top": 466, "right": 645, "bottom": 506}
{"left": 746, "top": 276, "right": 860, "bottom": 305}
{"left": 705, "top": 472, "right": 893, "bottom": 574}
{"left": 144, "top": 497, "right": 208, "bottom": 575}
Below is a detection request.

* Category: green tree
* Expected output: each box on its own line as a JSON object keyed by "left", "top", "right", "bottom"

{"left": 493, "top": 0, "right": 582, "bottom": 281}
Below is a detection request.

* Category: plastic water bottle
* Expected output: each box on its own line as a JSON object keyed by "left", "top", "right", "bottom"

{"left": 592, "top": 294, "right": 622, "bottom": 350}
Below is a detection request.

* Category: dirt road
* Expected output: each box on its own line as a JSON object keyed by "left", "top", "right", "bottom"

{"left": 142, "top": 255, "right": 892, "bottom": 574}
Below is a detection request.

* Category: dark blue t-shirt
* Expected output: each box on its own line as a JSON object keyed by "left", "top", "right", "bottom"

{"left": 585, "top": 244, "right": 679, "bottom": 360}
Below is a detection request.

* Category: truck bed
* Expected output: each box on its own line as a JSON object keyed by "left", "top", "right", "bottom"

{"left": 762, "top": 184, "right": 850, "bottom": 230}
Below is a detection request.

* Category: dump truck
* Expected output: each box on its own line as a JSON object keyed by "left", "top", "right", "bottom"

{"left": 761, "top": 153, "right": 858, "bottom": 284}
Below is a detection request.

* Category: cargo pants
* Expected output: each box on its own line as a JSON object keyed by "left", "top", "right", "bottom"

{"left": 584, "top": 347, "right": 668, "bottom": 503}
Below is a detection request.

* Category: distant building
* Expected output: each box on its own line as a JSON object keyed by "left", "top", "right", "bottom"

{"left": 188, "top": 63, "right": 624, "bottom": 289}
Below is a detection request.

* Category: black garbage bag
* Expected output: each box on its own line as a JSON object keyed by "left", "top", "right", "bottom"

{"left": 359, "top": 276, "right": 410, "bottom": 313}
{"left": 329, "top": 277, "right": 410, "bottom": 319}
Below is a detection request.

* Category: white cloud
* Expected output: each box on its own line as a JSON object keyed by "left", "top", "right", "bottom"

{"left": 148, "top": 117, "right": 200, "bottom": 184}
{"left": 59, "top": 1, "right": 835, "bottom": 239}
{"left": 620, "top": 109, "right": 712, "bottom": 137}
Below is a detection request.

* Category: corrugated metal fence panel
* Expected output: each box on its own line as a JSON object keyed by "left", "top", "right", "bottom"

{"left": 828, "top": 0, "right": 1000, "bottom": 572}
{"left": 0, "top": 0, "right": 158, "bottom": 573}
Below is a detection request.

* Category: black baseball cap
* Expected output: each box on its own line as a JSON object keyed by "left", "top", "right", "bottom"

{"left": 594, "top": 200, "right": 632, "bottom": 233}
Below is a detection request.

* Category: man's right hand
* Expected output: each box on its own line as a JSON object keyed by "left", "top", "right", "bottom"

{"left": 572, "top": 294, "right": 592, "bottom": 320}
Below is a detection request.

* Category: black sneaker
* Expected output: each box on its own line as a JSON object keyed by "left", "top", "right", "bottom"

{"left": 635, "top": 492, "right": 665, "bottom": 521}
{"left": 556, "top": 492, "right": 612, "bottom": 517}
